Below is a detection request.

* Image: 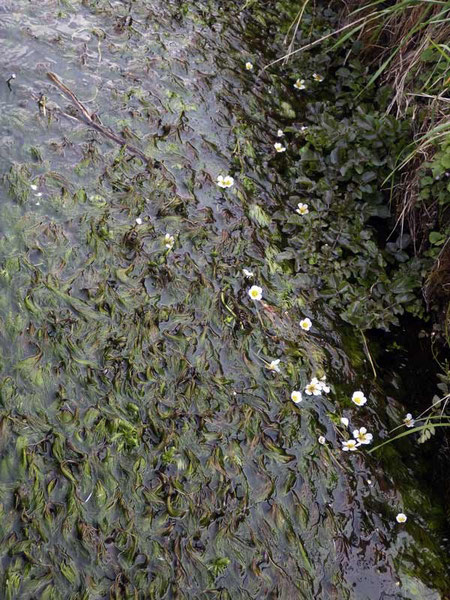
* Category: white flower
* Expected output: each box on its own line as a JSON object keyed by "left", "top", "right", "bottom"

{"left": 396, "top": 512, "right": 407, "bottom": 523}
{"left": 353, "top": 427, "right": 373, "bottom": 445}
{"left": 299, "top": 318, "right": 312, "bottom": 331}
{"left": 341, "top": 417, "right": 349, "bottom": 427}
{"left": 342, "top": 439, "right": 358, "bottom": 452}
{"left": 30, "top": 184, "right": 38, "bottom": 191}
{"left": 404, "top": 413, "right": 415, "bottom": 428}
{"left": 248, "top": 285, "right": 262, "bottom": 301}
{"left": 243, "top": 268, "right": 254, "bottom": 279}
{"left": 318, "top": 436, "right": 326, "bottom": 445}
{"left": 274, "top": 142, "right": 286, "bottom": 153}
{"left": 305, "top": 377, "right": 322, "bottom": 396}
{"left": 296, "top": 203, "right": 309, "bottom": 215}
{"left": 277, "top": 129, "right": 284, "bottom": 137}
{"left": 312, "top": 73, "right": 324, "bottom": 82}
{"left": 351, "top": 391, "right": 367, "bottom": 407}
{"left": 135, "top": 217, "right": 142, "bottom": 225}
{"left": 245, "top": 62, "right": 253, "bottom": 71}
{"left": 300, "top": 126, "right": 308, "bottom": 132}
{"left": 294, "top": 78, "right": 306, "bottom": 90}
{"left": 164, "top": 233, "right": 175, "bottom": 249}
{"left": 34, "top": 192, "right": 42, "bottom": 198}
{"left": 267, "top": 359, "right": 281, "bottom": 373}
{"left": 291, "top": 390, "right": 302, "bottom": 404}
{"left": 217, "top": 174, "right": 234, "bottom": 188}
{"left": 318, "top": 375, "right": 330, "bottom": 394}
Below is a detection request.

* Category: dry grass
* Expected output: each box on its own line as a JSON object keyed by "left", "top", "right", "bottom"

{"left": 335, "top": 1, "right": 450, "bottom": 322}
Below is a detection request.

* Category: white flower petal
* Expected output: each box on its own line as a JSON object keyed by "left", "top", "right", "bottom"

{"left": 300, "top": 318, "right": 312, "bottom": 331}
{"left": 248, "top": 285, "right": 262, "bottom": 301}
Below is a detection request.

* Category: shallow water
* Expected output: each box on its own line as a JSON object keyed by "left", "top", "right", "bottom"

{"left": 0, "top": 1, "right": 448, "bottom": 598}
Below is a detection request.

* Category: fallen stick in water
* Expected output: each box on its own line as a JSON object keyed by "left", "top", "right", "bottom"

{"left": 46, "top": 72, "right": 151, "bottom": 164}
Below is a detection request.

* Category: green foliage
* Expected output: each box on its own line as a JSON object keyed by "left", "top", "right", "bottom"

{"left": 0, "top": 0, "right": 449, "bottom": 599}
{"left": 265, "top": 83, "right": 426, "bottom": 329}
{"left": 420, "top": 139, "right": 450, "bottom": 208}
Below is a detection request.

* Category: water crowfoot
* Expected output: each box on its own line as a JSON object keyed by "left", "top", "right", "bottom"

{"left": 296, "top": 203, "right": 309, "bottom": 215}
{"left": 277, "top": 129, "right": 284, "bottom": 137}
{"left": 305, "top": 377, "right": 322, "bottom": 396}
{"left": 319, "top": 376, "right": 330, "bottom": 393}
{"left": 351, "top": 391, "right": 367, "bottom": 407}
{"left": 404, "top": 413, "right": 415, "bottom": 428}
{"left": 274, "top": 142, "right": 286, "bottom": 153}
{"left": 396, "top": 513, "right": 407, "bottom": 523}
{"left": 304, "top": 377, "right": 330, "bottom": 396}
{"left": 312, "top": 73, "right": 324, "bottom": 82}
{"left": 341, "top": 417, "right": 349, "bottom": 427}
{"left": 353, "top": 427, "right": 373, "bottom": 445}
{"left": 248, "top": 285, "right": 262, "bottom": 301}
{"left": 291, "top": 390, "right": 302, "bottom": 404}
{"left": 267, "top": 359, "right": 281, "bottom": 373}
{"left": 318, "top": 436, "right": 326, "bottom": 445}
{"left": 242, "top": 268, "right": 254, "bottom": 278}
{"left": 164, "top": 233, "right": 175, "bottom": 249}
{"left": 299, "top": 317, "right": 312, "bottom": 331}
{"left": 294, "top": 78, "right": 306, "bottom": 90}
{"left": 245, "top": 61, "right": 253, "bottom": 71}
{"left": 342, "top": 440, "right": 358, "bottom": 451}
{"left": 217, "top": 174, "right": 234, "bottom": 188}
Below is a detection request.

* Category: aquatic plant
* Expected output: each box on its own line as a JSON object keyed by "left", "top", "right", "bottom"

{"left": 0, "top": 0, "right": 448, "bottom": 598}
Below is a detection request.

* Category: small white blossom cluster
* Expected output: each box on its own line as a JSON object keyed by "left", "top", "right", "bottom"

{"left": 305, "top": 376, "right": 330, "bottom": 396}
{"left": 342, "top": 427, "right": 373, "bottom": 451}
{"left": 217, "top": 174, "right": 234, "bottom": 188}
{"left": 294, "top": 73, "right": 325, "bottom": 90}
{"left": 229, "top": 59, "right": 412, "bottom": 526}
{"left": 164, "top": 233, "right": 175, "bottom": 250}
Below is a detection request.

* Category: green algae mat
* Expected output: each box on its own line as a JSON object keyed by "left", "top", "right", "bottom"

{"left": 0, "top": 0, "right": 449, "bottom": 598}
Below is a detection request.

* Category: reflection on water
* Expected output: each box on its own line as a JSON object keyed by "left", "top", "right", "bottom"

{"left": 0, "top": 1, "right": 448, "bottom": 598}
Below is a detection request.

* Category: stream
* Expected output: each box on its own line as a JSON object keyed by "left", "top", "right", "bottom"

{"left": 0, "top": 0, "right": 449, "bottom": 598}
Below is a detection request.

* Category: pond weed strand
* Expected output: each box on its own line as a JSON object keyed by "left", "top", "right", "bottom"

{"left": 0, "top": 0, "right": 448, "bottom": 598}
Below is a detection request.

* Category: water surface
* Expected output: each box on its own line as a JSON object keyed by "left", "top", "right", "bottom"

{"left": 0, "top": 1, "right": 448, "bottom": 598}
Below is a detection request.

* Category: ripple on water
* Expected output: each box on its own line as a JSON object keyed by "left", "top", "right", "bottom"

{"left": 0, "top": 1, "right": 448, "bottom": 599}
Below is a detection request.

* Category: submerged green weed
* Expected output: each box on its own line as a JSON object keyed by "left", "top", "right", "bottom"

{"left": 0, "top": 0, "right": 448, "bottom": 599}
